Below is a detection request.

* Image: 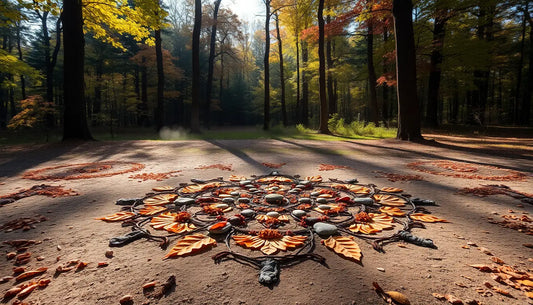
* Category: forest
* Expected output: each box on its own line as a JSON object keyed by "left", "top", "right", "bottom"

{"left": 0, "top": 0, "right": 532, "bottom": 141}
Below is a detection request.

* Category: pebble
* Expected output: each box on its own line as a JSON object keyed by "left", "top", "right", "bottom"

{"left": 175, "top": 197, "right": 195, "bottom": 206}
{"left": 239, "top": 180, "right": 251, "bottom": 186}
{"left": 295, "top": 184, "right": 305, "bottom": 189}
{"left": 218, "top": 194, "right": 232, "bottom": 198}
{"left": 248, "top": 188, "right": 258, "bottom": 192}
{"left": 298, "top": 198, "right": 311, "bottom": 204}
{"left": 214, "top": 203, "right": 229, "bottom": 209}
{"left": 300, "top": 180, "right": 310, "bottom": 185}
{"left": 228, "top": 216, "right": 243, "bottom": 226}
{"left": 241, "top": 209, "right": 255, "bottom": 218}
{"left": 222, "top": 198, "right": 235, "bottom": 204}
{"left": 313, "top": 222, "right": 338, "bottom": 237}
{"left": 292, "top": 210, "right": 307, "bottom": 218}
{"left": 317, "top": 204, "right": 331, "bottom": 210}
{"left": 270, "top": 187, "right": 280, "bottom": 191}
{"left": 56, "top": 245, "right": 62, "bottom": 251}
{"left": 377, "top": 267, "right": 385, "bottom": 272}
{"left": 316, "top": 198, "right": 328, "bottom": 204}
{"left": 266, "top": 211, "right": 280, "bottom": 218}
{"left": 237, "top": 198, "right": 250, "bottom": 203}
{"left": 352, "top": 198, "right": 374, "bottom": 206}
{"left": 119, "top": 295, "right": 133, "bottom": 305}
{"left": 265, "top": 194, "right": 284, "bottom": 204}
{"left": 230, "top": 191, "right": 240, "bottom": 196}
{"left": 245, "top": 184, "right": 255, "bottom": 189}
{"left": 105, "top": 250, "right": 114, "bottom": 258}
{"left": 310, "top": 192, "right": 320, "bottom": 197}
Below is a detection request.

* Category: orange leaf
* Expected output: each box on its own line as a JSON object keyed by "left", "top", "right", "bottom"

{"left": 152, "top": 186, "right": 174, "bottom": 192}
{"left": 143, "top": 194, "right": 178, "bottom": 206}
{"left": 256, "top": 176, "right": 293, "bottom": 183}
{"left": 373, "top": 194, "right": 406, "bottom": 207}
{"left": 380, "top": 187, "right": 403, "bottom": 193}
{"left": 322, "top": 236, "right": 362, "bottom": 262}
{"left": 163, "top": 234, "right": 216, "bottom": 259}
{"left": 305, "top": 176, "right": 322, "bottom": 182}
{"left": 138, "top": 206, "right": 166, "bottom": 216}
{"left": 410, "top": 213, "right": 448, "bottom": 223}
{"left": 151, "top": 212, "right": 196, "bottom": 233}
{"left": 379, "top": 206, "right": 406, "bottom": 217}
{"left": 95, "top": 212, "right": 135, "bottom": 222}
{"left": 180, "top": 183, "right": 222, "bottom": 194}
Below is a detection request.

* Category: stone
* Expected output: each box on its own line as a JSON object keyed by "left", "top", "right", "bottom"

{"left": 222, "top": 197, "right": 235, "bottom": 204}
{"left": 292, "top": 188, "right": 302, "bottom": 192}
{"left": 265, "top": 194, "right": 284, "bottom": 204}
{"left": 175, "top": 197, "right": 195, "bottom": 206}
{"left": 313, "top": 222, "right": 338, "bottom": 237}
{"left": 317, "top": 204, "right": 331, "bottom": 210}
{"left": 295, "top": 185, "right": 306, "bottom": 189}
{"left": 245, "top": 184, "right": 255, "bottom": 189}
{"left": 237, "top": 198, "right": 250, "bottom": 204}
{"left": 270, "top": 186, "right": 280, "bottom": 191}
{"left": 208, "top": 222, "right": 232, "bottom": 234}
{"left": 266, "top": 211, "right": 280, "bottom": 218}
{"left": 310, "top": 192, "right": 320, "bottom": 197}
{"left": 239, "top": 180, "right": 252, "bottom": 186}
{"left": 214, "top": 203, "right": 229, "bottom": 209}
{"left": 352, "top": 198, "right": 374, "bottom": 206}
{"left": 228, "top": 216, "right": 243, "bottom": 226}
{"left": 300, "top": 180, "right": 310, "bottom": 185}
{"left": 292, "top": 210, "right": 307, "bottom": 218}
{"left": 298, "top": 198, "right": 311, "bottom": 204}
{"left": 218, "top": 194, "right": 232, "bottom": 198}
{"left": 230, "top": 191, "right": 240, "bottom": 196}
{"left": 316, "top": 198, "right": 328, "bottom": 204}
{"left": 248, "top": 188, "right": 258, "bottom": 192}
{"left": 241, "top": 209, "right": 255, "bottom": 218}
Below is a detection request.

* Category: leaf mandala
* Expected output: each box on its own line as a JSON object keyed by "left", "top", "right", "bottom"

{"left": 151, "top": 212, "right": 196, "bottom": 233}
{"left": 95, "top": 212, "right": 135, "bottom": 222}
{"left": 232, "top": 232, "right": 307, "bottom": 255}
{"left": 378, "top": 206, "right": 406, "bottom": 217}
{"left": 139, "top": 206, "right": 167, "bottom": 216}
{"left": 163, "top": 234, "right": 216, "bottom": 259}
{"left": 322, "top": 236, "right": 362, "bottom": 262}
{"left": 143, "top": 194, "right": 178, "bottom": 206}
{"left": 373, "top": 194, "right": 407, "bottom": 207}
{"left": 380, "top": 187, "right": 403, "bottom": 193}
{"left": 410, "top": 213, "right": 449, "bottom": 223}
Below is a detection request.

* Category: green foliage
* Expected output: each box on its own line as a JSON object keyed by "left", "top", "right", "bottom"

{"left": 327, "top": 113, "right": 396, "bottom": 138}
{"left": 0, "top": 49, "right": 42, "bottom": 88}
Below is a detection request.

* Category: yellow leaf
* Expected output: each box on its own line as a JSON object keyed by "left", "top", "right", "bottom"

{"left": 322, "top": 236, "right": 362, "bottom": 262}
{"left": 95, "top": 211, "right": 135, "bottom": 221}
{"left": 163, "top": 234, "right": 216, "bottom": 259}
{"left": 410, "top": 213, "right": 448, "bottom": 223}
{"left": 261, "top": 242, "right": 278, "bottom": 255}
{"left": 180, "top": 183, "right": 222, "bottom": 194}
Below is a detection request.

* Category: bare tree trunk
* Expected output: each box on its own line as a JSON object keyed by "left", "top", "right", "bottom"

{"left": 275, "top": 13, "right": 287, "bottom": 127}
{"left": 367, "top": 19, "right": 379, "bottom": 126}
{"left": 206, "top": 0, "right": 222, "bottom": 129}
{"left": 263, "top": 0, "right": 271, "bottom": 130}
{"left": 326, "top": 15, "right": 337, "bottom": 116}
{"left": 522, "top": 11, "right": 533, "bottom": 125}
{"left": 393, "top": 0, "right": 422, "bottom": 140}
{"left": 301, "top": 37, "right": 309, "bottom": 126}
{"left": 426, "top": 9, "right": 447, "bottom": 127}
{"left": 155, "top": 28, "right": 165, "bottom": 131}
{"left": 191, "top": 0, "right": 202, "bottom": 132}
{"left": 514, "top": 2, "right": 527, "bottom": 124}
{"left": 317, "top": 0, "right": 329, "bottom": 134}
{"left": 62, "top": 0, "right": 92, "bottom": 140}
{"left": 295, "top": 34, "right": 301, "bottom": 123}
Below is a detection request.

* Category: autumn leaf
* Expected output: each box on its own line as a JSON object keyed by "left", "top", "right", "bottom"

{"left": 163, "top": 234, "right": 216, "bottom": 259}
{"left": 232, "top": 230, "right": 307, "bottom": 255}
{"left": 379, "top": 206, "right": 406, "bottom": 216}
{"left": 410, "top": 213, "right": 448, "bottom": 223}
{"left": 305, "top": 176, "right": 322, "bottom": 182}
{"left": 138, "top": 206, "right": 166, "bottom": 216}
{"left": 95, "top": 212, "right": 135, "bottom": 222}
{"left": 180, "top": 183, "right": 222, "bottom": 194}
{"left": 143, "top": 194, "right": 178, "bottom": 206}
{"left": 152, "top": 186, "right": 174, "bottom": 192}
{"left": 322, "top": 236, "right": 362, "bottom": 262}
{"left": 331, "top": 183, "right": 371, "bottom": 194}
{"left": 380, "top": 187, "right": 403, "bottom": 193}
{"left": 349, "top": 213, "right": 394, "bottom": 234}
{"left": 255, "top": 176, "right": 293, "bottom": 183}
{"left": 150, "top": 212, "right": 196, "bottom": 233}
{"left": 373, "top": 194, "right": 407, "bottom": 207}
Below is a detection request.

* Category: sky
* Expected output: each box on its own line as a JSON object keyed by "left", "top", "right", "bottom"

{"left": 223, "top": 0, "right": 264, "bottom": 23}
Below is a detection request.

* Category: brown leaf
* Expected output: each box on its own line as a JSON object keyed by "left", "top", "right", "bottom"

{"left": 490, "top": 256, "right": 504, "bottom": 265}
{"left": 163, "top": 234, "right": 216, "bottom": 259}
{"left": 380, "top": 187, "right": 403, "bottom": 193}
{"left": 432, "top": 293, "right": 446, "bottom": 300}
{"left": 470, "top": 264, "right": 494, "bottom": 272}
{"left": 410, "top": 213, "right": 449, "bottom": 223}
{"left": 95, "top": 212, "right": 135, "bottom": 222}
{"left": 478, "top": 247, "right": 493, "bottom": 256}
{"left": 445, "top": 294, "right": 464, "bottom": 305}
{"left": 322, "top": 236, "right": 362, "bottom": 262}
{"left": 373, "top": 194, "right": 406, "bottom": 207}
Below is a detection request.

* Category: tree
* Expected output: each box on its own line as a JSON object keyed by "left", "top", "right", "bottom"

{"left": 263, "top": 0, "right": 271, "bottom": 130}
{"left": 317, "top": 0, "right": 329, "bottom": 133}
{"left": 190, "top": 0, "right": 201, "bottom": 133}
{"left": 274, "top": 12, "right": 287, "bottom": 127}
{"left": 205, "top": 0, "right": 222, "bottom": 129}
{"left": 392, "top": 0, "right": 421, "bottom": 140}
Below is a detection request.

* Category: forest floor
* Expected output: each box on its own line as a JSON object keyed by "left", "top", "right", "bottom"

{"left": 0, "top": 132, "right": 532, "bottom": 305}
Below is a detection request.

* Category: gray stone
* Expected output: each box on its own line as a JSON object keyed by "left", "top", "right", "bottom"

{"left": 265, "top": 194, "right": 284, "bottom": 204}
{"left": 270, "top": 186, "right": 280, "bottom": 191}
{"left": 241, "top": 209, "right": 255, "bottom": 218}
{"left": 239, "top": 180, "right": 252, "bottom": 186}
{"left": 295, "top": 184, "right": 305, "bottom": 189}
{"left": 310, "top": 192, "right": 320, "bottom": 197}
{"left": 222, "top": 197, "right": 235, "bottom": 204}
{"left": 317, "top": 204, "right": 331, "bottom": 210}
{"left": 292, "top": 210, "right": 307, "bottom": 218}
{"left": 237, "top": 198, "right": 250, "bottom": 204}
{"left": 228, "top": 216, "right": 243, "bottom": 226}
{"left": 313, "top": 222, "right": 338, "bottom": 237}
{"left": 248, "top": 188, "right": 258, "bottom": 192}
{"left": 230, "top": 191, "right": 240, "bottom": 196}
{"left": 316, "top": 198, "right": 328, "bottom": 204}
{"left": 300, "top": 180, "right": 310, "bottom": 185}
{"left": 298, "top": 198, "right": 311, "bottom": 204}
{"left": 214, "top": 203, "right": 229, "bottom": 209}
{"left": 266, "top": 211, "right": 280, "bottom": 218}
{"left": 353, "top": 198, "right": 374, "bottom": 206}
{"left": 245, "top": 184, "right": 255, "bottom": 189}
{"left": 175, "top": 197, "right": 195, "bottom": 206}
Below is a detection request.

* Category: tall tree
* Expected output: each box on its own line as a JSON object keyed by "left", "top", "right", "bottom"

{"left": 191, "top": 0, "right": 201, "bottom": 133}
{"left": 522, "top": 6, "right": 532, "bottom": 125}
{"left": 366, "top": 16, "right": 379, "bottom": 126}
{"left": 206, "top": 0, "right": 222, "bottom": 129}
{"left": 263, "top": 0, "right": 271, "bottom": 130}
{"left": 62, "top": 0, "right": 92, "bottom": 140}
{"left": 317, "top": 0, "right": 329, "bottom": 133}
{"left": 274, "top": 12, "right": 287, "bottom": 127}
{"left": 392, "top": 0, "right": 421, "bottom": 140}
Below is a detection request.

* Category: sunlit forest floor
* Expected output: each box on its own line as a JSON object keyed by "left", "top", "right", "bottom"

{"left": 0, "top": 129, "right": 532, "bottom": 304}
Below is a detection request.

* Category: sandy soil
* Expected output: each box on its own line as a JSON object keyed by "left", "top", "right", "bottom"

{"left": 0, "top": 135, "right": 532, "bottom": 305}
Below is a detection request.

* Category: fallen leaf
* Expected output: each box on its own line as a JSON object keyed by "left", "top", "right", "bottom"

{"left": 410, "top": 213, "right": 448, "bottom": 223}
{"left": 139, "top": 206, "right": 166, "bottom": 216}
{"left": 490, "top": 257, "right": 504, "bottom": 265}
{"left": 445, "top": 294, "right": 464, "bottom": 304}
{"left": 322, "top": 236, "right": 362, "bottom": 262}
{"left": 373, "top": 194, "right": 407, "bottom": 207}
{"left": 379, "top": 206, "right": 406, "bottom": 217}
{"left": 478, "top": 247, "right": 493, "bottom": 256}
{"left": 95, "top": 212, "right": 135, "bottom": 222}
{"left": 164, "top": 234, "right": 216, "bottom": 259}
{"left": 143, "top": 194, "right": 178, "bottom": 206}
{"left": 380, "top": 187, "right": 403, "bottom": 193}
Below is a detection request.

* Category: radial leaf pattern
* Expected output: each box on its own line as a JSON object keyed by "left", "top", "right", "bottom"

{"left": 143, "top": 194, "right": 178, "bottom": 206}
{"left": 349, "top": 212, "right": 394, "bottom": 234}
{"left": 373, "top": 194, "right": 407, "bottom": 207}
{"left": 164, "top": 234, "right": 216, "bottom": 259}
{"left": 151, "top": 212, "right": 196, "bottom": 233}
{"left": 322, "top": 236, "right": 362, "bottom": 262}
{"left": 233, "top": 231, "right": 307, "bottom": 255}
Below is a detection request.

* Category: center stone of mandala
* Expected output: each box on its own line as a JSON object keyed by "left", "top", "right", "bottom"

{"left": 265, "top": 193, "right": 285, "bottom": 205}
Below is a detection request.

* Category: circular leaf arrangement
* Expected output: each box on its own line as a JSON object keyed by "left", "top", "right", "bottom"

{"left": 407, "top": 160, "right": 527, "bottom": 181}
{"left": 98, "top": 172, "right": 447, "bottom": 284}
{"left": 23, "top": 161, "right": 145, "bottom": 180}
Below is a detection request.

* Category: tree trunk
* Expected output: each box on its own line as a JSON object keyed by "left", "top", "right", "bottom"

{"left": 275, "top": 13, "right": 287, "bottom": 127}
{"left": 16, "top": 23, "right": 25, "bottom": 100}
{"left": 263, "top": 0, "right": 271, "bottom": 130}
{"left": 522, "top": 12, "right": 533, "bottom": 125}
{"left": 392, "top": 0, "right": 422, "bottom": 140}
{"left": 514, "top": 3, "right": 527, "bottom": 124}
{"left": 301, "top": 38, "right": 309, "bottom": 126}
{"left": 382, "top": 27, "right": 389, "bottom": 126}
{"left": 295, "top": 35, "right": 301, "bottom": 124}
{"left": 155, "top": 28, "right": 165, "bottom": 131}
{"left": 62, "top": 0, "right": 92, "bottom": 140}
{"left": 317, "top": 0, "right": 329, "bottom": 134}
{"left": 206, "top": 0, "right": 222, "bottom": 129}
{"left": 191, "top": 0, "right": 202, "bottom": 133}
{"left": 138, "top": 57, "right": 149, "bottom": 126}
{"left": 426, "top": 10, "right": 447, "bottom": 128}
{"left": 367, "top": 20, "right": 379, "bottom": 126}
{"left": 326, "top": 15, "right": 337, "bottom": 116}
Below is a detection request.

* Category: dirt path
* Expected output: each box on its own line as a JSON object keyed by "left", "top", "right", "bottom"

{"left": 0, "top": 137, "right": 532, "bottom": 305}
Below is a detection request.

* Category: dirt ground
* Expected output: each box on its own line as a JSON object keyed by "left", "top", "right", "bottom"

{"left": 0, "top": 134, "right": 532, "bottom": 305}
